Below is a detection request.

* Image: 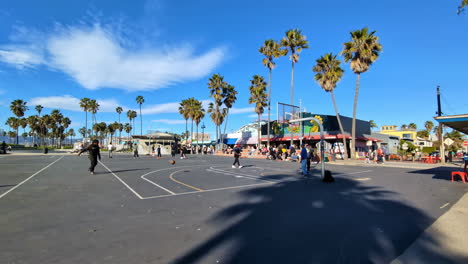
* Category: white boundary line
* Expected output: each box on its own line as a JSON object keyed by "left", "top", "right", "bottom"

{"left": 207, "top": 167, "right": 277, "bottom": 183}
{"left": 99, "top": 161, "right": 144, "bottom": 199}
{"left": 141, "top": 175, "right": 176, "bottom": 195}
{"left": 0, "top": 155, "right": 64, "bottom": 199}
{"left": 141, "top": 182, "right": 272, "bottom": 200}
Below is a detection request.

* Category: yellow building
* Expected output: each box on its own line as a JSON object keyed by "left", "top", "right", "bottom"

{"left": 379, "top": 125, "right": 417, "bottom": 140}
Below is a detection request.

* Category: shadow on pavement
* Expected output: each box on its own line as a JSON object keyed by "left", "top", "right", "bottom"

{"left": 408, "top": 166, "right": 466, "bottom": 182}
{"left": 171, "top": 176, "right": 454, "bottom": 264}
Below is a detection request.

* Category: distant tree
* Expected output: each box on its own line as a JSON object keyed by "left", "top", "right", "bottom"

{"left": 424, "top": 121, "right": 434, "bottom": 133}
{"left": 79, "top": 127, "right": 86, "bottom": 139}
{"left": 79, "top": 98, "right": 91, "bottom": 139}
{"left": 249, "top": 75, "right": 268, "bottom": 149}
{"left": 88, "top": 99, "right": 100, "bottom": 133}
{"left": 136, "top": 96, "right": 145, "bottom": 136}
{"left": 341, "top": 27, "right": 382, "bottom": 159}
{"left": 417, "top": 130, "right": 429, "bottom": 139}
{"left": 408, "top": 123, "right": 417, "bottom": 130}
{"left": 401, "top": 124, "right": 408, "bottom": 130}
{"left": 116, "top": 106, "right": 123, "bottom": 140}
{"left": 458, "top": 0, "right": 468, "bottom": 14}
{"left": 35, "top": 105, "right": 43, "bottom": 116}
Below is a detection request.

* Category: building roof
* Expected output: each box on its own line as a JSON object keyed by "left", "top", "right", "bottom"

{"left": 434, "top": 114, "right": 468, "bottom": 135}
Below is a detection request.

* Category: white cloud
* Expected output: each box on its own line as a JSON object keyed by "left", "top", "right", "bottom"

{"left": 230, "top": 107, "right": 254, "bottom": 114}
{"left": 141, "top": 102, "right": 180, "bottom": 115}
{"left": 152, "top": 119, "right": 186, "bottom": 125}
{"left": 0, "top": 24, "right": 225, "bottom": 91}
{"left": 248, "top": 113, "right": 267, "bottom": 118}
{"left": 0, "top": 46, "right": 44, "bottom": 69}
{"left": 29, "top": 95, "right": 121, "bottom": 112}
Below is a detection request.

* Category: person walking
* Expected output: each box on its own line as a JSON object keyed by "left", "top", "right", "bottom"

{"left": 300, "top": 143, "right": 308, "bottom": 176}
{"left": 171, "top": 144, "right": 176, "bottom": 158}
{"left": 232, "top": 144, "right": 242, "bottom": 168}
{"left": 133, "top": 143, "right": 139, "bottom": 158}
{"left": 151, "top": 145, "right": 155, "bottom": 157}
{"left": 108, "top": 142, "right": 113, "bottom": 158}
{"left": 78, "top": 139, "right": 101, "bottom": 175}
{"left": 306, "top": 144, "right": 312, "bottom": 172}
{"left": 180, "top": 145, "right": 187, "bottom": 159}
{"left": 157, "top": 145, "right": 162, "bottom": 158}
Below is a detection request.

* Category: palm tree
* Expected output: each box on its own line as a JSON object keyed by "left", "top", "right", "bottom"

{"left": 208, "top": 74, "right": 227, "bottom": 148}
{"left": 10, "top": 99, "right": 28, "bottom": 144}
{"left": 79, "top": 127, "right": 86, "bottom": 139}
{"left": 88, "top": 99, "right": 100, "bottom": 134}
{"left": 68, "top": 128, "right": 75, "bottom": 145}
{"left": 369, "top": 120, "right": 377, "bottom": 130}
{"left": 6, "top": 117, "right": 20, "bottom": 144}
{"left": 19, "top": 118, "right": 27, "bottom": 143}
{"left": 312, "top": 53, "right": 348, "bottom": 159}
{"left": 280, "top": 29, "right": 309, "bottom": 106}
{"left": 124, "top": 123, "right": 132, "bottom": 138}
{"left": 27, "top": 115, "right": 39, "bottom": 145}
{"left": 249, "top": 75, "right": 268, "bottom": 149}
{"left": 424, "top": 121, "right": 434, "bottom": 133}
{"left": 136, "top": 96, "right": 145, "bottom": 136}
{"left": 193, "top": 104, "right": 205, "bottom": 145}
{"left": 116, "top": 106, "right": 123, "bottom": 140}
{"left": 458, "top": 0, "right": 467, "bottom": 14}
{"left": 35, "top": 105, "right": 43, "bottom": 116}
{"left": 401, "top": 124, "right": 408, "bottom": 130}
{"left": 341, "top": 27, "right": 382, "bottom": 159}
{"left": 259, "top": 39, "right": 287, "bottom": 148}
{"left": 79, "top": 98, "right": 91, "bottom": 139}
{"left": 221, "top": 84, "right": 238, "bottom": 145}
{"left": 408, "top": 123, "right": 417, "bottom": 130}
{"left": 62, "top": 117, "right": 71, "bottom": 145}
{"left": 127, "top": 110, "right": 137, "bottom": 136}
{"left": 179, "top": 99, "right": 190, "bottom": 139}
{"left": 186, "top": 97, "right": 198, "bottom": 143}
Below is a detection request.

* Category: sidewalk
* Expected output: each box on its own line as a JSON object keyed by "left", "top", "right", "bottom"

{"left": 328, "top": 159, "right": 462, "bottom": 170}
{"left": 1, "top": 149, "right": 73, "bottom": 156}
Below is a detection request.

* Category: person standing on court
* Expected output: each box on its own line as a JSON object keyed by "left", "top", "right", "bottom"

{"left": 78, "top": 139, "right": 101, "bottom": 175}
{"left": 300, "top": 143, "right": 308, "bottom": 176}
{"left": 133, "top": 143, "right": 139, "bottom": 158}
{"left": 232, "top": 144, "right": 242, "bottom": 168}
{"left": 171, "top": 144, "right": 176, "bottom": 158}
{"left": 157, "top": 145, "right": 162, "bottom": 158}
{"left": 108, "top": 142, "right": 113, "bottom": 158}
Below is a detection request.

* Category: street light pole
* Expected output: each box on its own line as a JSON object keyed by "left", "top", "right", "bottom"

{"left": 201, "top": 123, "right": 206, "bottom": 145}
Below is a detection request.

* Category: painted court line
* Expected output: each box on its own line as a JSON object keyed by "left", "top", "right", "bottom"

{"left": 0, "top": 155, "right": 64, "bottom": 199}
{"left": 440, "top": 203, "right": 450, "bottom": 209}
{"left": 99, "top": 161, "right": 145, "bottom": 199}
{"left": 141, "top": 182, "right": 272, "bottom": 200}
{"left": 208, "top": 167, "right": 277, "bottom": 183}
{"left": 169, "top": 169, "right": 204, "bottom": 191}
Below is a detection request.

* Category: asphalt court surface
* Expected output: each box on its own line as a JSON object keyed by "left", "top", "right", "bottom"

{"left": 1, "top": 153, "right": 468, "bottom": 263}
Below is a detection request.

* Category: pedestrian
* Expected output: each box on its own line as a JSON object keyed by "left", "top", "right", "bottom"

{"left": 157, "top": 145, "right": 162, "bottom": 158}
{"left": 365, "top": 150, "right": 371, "bottom": 164}
{"left": 151, "top": 145, "right": 155, "bottom": 157}
{"left": 300, "top": 143, "right": 308, "bottom": 176}
{"left": 171, "top": 144, "right": 176, "bottom": 157}
{"left": 108, "top": 142, "right": 113, "bottom": 158}
{"left": 180, "top": 145, "right": 187, "bottom": 159}
{"left": 232, "top": 144, "right": 242, "bottom": 168}
{"left": 78, "top": 139, "right": 101, "bottom": 175}
{"left": 133, "top": 143, "right": 139, "bottom": 158}
{"left": 306, "top": 144, "right": 312, "bottom": 172}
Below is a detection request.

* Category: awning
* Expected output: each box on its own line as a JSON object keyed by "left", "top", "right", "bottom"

{"left": 434, "top": 114, "right": 468, "bottom": 134}
{"left": 223, "top": 138, "right": 238, "bottom": 145}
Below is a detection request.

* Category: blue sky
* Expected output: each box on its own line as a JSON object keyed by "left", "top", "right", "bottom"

{"left": 0, "top": 0, "right": 467, "bottom": 138}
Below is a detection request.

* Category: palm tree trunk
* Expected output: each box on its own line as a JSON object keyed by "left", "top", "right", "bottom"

{"left": 185, "top": 119, "right": 188, "bottom": 141}
{"left": 85, "top": 111, "right": 88, "bottom": 139}
{"left": 267, "top": 68, "right": 272, "bottom": 149}
{"left": 191, "top": 119, "right": 194, "bottom": 144}
{"left": 290, "top": 61, "right": 295, "bottom": 147}
{"left": 118, "top": 114, "right": 121, "bottom": 143}
{"left": 351, "top": 73, "right": 361, "bottom": 160}
{"left": 196, "top": 123, "right": 199, "bottom": 146}
{"left": 330, "top": 91, "right": 348, "bottom": 160}
{"left": 16, "top": 127, "right": 19, "bottom": 144}
{"left": 258, "top": 114, "right": 261, "bottom": 149}
{"left": 221, "top": 108, "right": 230, "bottom": 148}
{"left": 139, "top": 105, "right": 142, "bottom": 136}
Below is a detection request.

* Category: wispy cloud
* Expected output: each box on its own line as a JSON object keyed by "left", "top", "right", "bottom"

{"left": 29, "top": 95, "right": 121, "bottom": 112}
{"left": 248, "top": 113, "right": 267, "bottom": 119}
{"left": 230, "top": 107, "right": 254, "bottom": 114}
{"left": 0, "top": 24, "right": 225, "bottom": 91}
{"left": 152, "top": 119, "right": 186, "bottom": 125}
{"left": 141, "top": 102, "right": 180, "bottom": 115}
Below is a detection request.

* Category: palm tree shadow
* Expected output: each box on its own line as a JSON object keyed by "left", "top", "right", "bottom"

{"left": 171, "top": 176, "right": 456, "bottom": 264}
{"left": 408, "top": 166, "right": 464, "bottom": 182}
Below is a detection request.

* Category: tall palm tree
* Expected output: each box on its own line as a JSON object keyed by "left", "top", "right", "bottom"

{"left": 79, "top": 127, "right": 86, "bottom": 139}
{"left": 116, "top": 106, "right": 123, "bottom": 140}
{"left": 179, "top": 99, "right": 190, "bottom": 138}
{"left": 127, "top": 110, "right": 137, "bottom": 136}
{"left": 136, "top": 96, "right": 145, "bottom": 136}
{"left": 249, "top": 75, "right": 268, "bottom": 149}
{"left": 88, "top": 99, "right": 100, "bottom": 134}
{"left": 369, "top": 120, "right": 377, "bottom": 130}
{"left": 35, "top": 105, "right": 43, "bottom": 116}
{"left": 62, "top": 117, "right": 71, "bottom": 145}
{"left": 221, "top": 84, "right": 237, "bottom": 145}
{"left": 280, "top": 29, "right": 309, "bottom": 106}
{"left": 341, "top": 27, "right": 382, "bottom": 159}
{"left": 19, "top": 118, "right": 27, "bottom": 143}
{"left": 124, "top": 123, "right": 132, "bottom": 138}
{"left": 68, "top": 128, "right": 75, "bottom": 145}
{"left": 79, "top": 98, "right": 91, "bottom": 139}
{"left": 208, "top": 74, "right": 227, "bottom": 148}
{"left": 27, "top": 115, "right": 39, "bottom": 145}
{"left": 259, "top": 39, "right": 287, "bottom": 148}
{"left": 186, "top": 97, "right": 198, "bottom": 143}
{"left": 424, "top": 121, "right": 434, "bottom": 133}
{"left": 312, "top": 53, "right": 348, "bottom": 159}
{"left": 10, "top": 99, "right": 28, "bottom": 144}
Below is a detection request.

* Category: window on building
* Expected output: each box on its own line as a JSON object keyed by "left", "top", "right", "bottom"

{"left": 403, "top": 133, "right": 412, "bottom": 139}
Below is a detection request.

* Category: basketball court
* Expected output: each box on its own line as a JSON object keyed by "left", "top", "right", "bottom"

{"left": 1, "top": 153, "right": 467, "bottom": 263}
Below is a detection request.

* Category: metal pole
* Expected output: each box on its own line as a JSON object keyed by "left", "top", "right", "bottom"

{"left": 436, "top": 86, "right": 445, "bottom": 163}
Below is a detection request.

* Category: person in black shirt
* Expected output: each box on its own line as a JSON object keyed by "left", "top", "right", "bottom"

{"left": 157, "top": 145, "right": 162, "bottom": 158}
{"left": 232, "top": 144, "right": 242, "bottom": 168}
{"left": 171, "top": 144, "right": 176, "bottom": 157}
{"left": 78, "top": 139, "right": 101, "bottom": 175}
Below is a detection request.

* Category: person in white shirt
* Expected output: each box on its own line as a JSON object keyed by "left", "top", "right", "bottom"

{"left": 108, "top": 142, "right": 113, "bottom": 158}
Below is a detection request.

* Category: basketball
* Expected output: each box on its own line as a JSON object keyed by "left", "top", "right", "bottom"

{"left": 169, "top": 160, "right": 176, "bottom": 165}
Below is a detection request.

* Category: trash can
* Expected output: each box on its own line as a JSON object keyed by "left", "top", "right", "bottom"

{"left": 44, "top": 147, "right": 48, "bottom": 154}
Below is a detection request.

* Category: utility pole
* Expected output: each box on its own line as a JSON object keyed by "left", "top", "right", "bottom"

{"left": 436, "top": 86, "right": 445, "bottom": 163}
